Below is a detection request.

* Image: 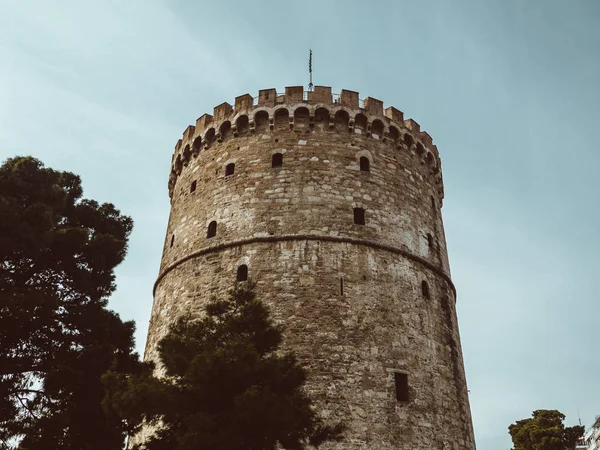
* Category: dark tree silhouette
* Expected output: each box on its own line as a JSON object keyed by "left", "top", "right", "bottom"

{"left": 104, "top": 283, "right": 344, "bottom": 450}
{"left": 0, "top": 156, "right": 138, "bottom": 450}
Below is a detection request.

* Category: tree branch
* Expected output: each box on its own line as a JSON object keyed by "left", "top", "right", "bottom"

{"left": 10, "top": 388, "right": 56, "bottom": 404}
{"left": 16, "top": 394, "right": 38, "bottom": 420}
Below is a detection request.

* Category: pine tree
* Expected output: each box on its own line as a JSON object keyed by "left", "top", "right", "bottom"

{"left": 0, "top": 156, "right": 139, "bottom": 450}
{"left": 104, "top": 283, "right": 344, "bottom": 450}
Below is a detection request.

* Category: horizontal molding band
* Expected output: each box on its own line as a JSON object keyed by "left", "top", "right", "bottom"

{"left": 153, "top": 234, "right": 456, "bottom": 298}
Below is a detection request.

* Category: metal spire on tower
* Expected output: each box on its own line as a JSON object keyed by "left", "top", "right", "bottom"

{"left": 308, "top": 49, "right": 313, "bottom": 92}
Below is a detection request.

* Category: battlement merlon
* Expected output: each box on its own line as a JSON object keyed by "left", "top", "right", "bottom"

{"left": 385, "top": 106, "right": 404, "bottom": 124}
{"left": 213, "top": 102, "right": 233, "bottom": 122}
{"left": 234, "top": 94, "right": 253, "bottom": 112}
{"left": 195, "top": 114, "right": 213, "bottom": 130}
{"left": 285, "top": 86, "right": 304, "bottom": 103}
{"left": 420, "top": 132, "right": 433, "bottom": 149}
{"left": 258, "top": 88, "right": 276, "bottom": 107}
{"left": 183, "top": 125, "right": 195, "bottom": 141}
{"left": 309, "top": 86, "right": 332, "bottom": 103}
{"left": 363, "top": 97, "right": 384, "bottom": 116}
{"left": 340, "top": 89, "right": 359, "bottom": 108}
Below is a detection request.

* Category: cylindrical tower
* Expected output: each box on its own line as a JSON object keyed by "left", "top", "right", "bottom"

{"left": 146, "top": 85, "right": 475, "bottom": 449}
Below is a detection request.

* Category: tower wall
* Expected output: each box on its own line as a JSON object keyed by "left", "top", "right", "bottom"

{"left": 146, "top": 87, "right": 475, "bottom": 449}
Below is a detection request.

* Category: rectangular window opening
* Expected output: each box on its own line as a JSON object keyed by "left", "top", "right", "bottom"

{"left": 272, "top": 153, "right": 283, "bottom": 168}
{"left": 353, "top": 208, "right": 365, "bottom": 225}
{"left": 394, "top": 372, "right": 409, "bottom": 402}
{"left": 340, "top": 277, "right": 344, "bottom": 296}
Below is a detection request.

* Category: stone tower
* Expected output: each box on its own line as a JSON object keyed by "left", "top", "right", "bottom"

{"left": 145, "top": 85, "right": 476, "bottom": 449}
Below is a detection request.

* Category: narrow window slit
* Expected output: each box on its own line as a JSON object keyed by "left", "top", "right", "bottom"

{"left": 207, "top": 221, "right": 217, "bottom": 238}
{"left": 272, "top": 153, "right": 283, "bottom": 168}
{"left": 237, "top": 264, "right": 248, "bottom": 282}
{"left": 421, "top": 280, "right": 430, "bottom": 299}
{"left": 394, "top": 373, "right": 409, "bottom": 402}
{"left": 360, "top": 156, "right": 370, "bottom": 172}
{"left": 353, "top": 207, "right": 365, "bottom": 225}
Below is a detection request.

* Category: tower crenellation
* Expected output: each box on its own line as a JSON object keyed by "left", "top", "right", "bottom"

{"left": 145, "top": 84, "right": 474, "bottom": 449}
{"left": 168, "top": 86, "right": 444, "bottom": 204}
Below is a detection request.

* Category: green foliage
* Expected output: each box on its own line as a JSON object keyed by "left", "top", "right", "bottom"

{"left": 509, "top": 409, "right": 585, "bottom": 450}
{"left": 104, "top": 283, "right": 344, "bottom": 450}
{"left": 0, "top": 156, "right": 138, "bottom": 449}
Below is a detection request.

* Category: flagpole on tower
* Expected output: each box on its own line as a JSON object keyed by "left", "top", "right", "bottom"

{"left": 308, "top": 49, "right": 314, "bottom": 92}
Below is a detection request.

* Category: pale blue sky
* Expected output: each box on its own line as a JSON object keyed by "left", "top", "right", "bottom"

{"left": 1, "top": 1, "right": 598, "bottom": 448}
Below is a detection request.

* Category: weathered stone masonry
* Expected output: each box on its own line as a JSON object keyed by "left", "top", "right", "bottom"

{"left": 144, "top": 85, "right": 476, "bottom": 449}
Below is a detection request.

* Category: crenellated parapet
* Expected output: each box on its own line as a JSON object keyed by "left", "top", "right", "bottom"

{"left": 168, "top": 86, "right": 445, "bottom": 202}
